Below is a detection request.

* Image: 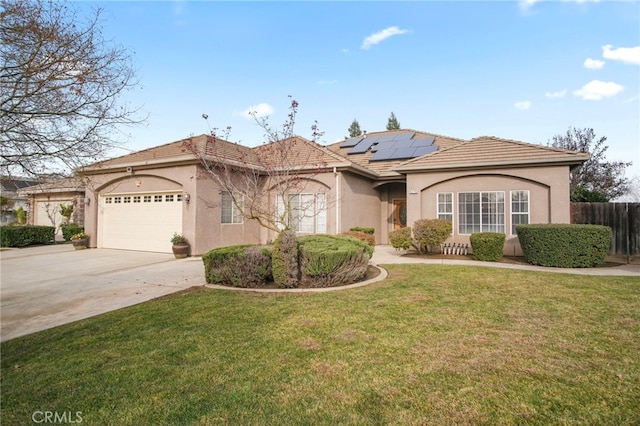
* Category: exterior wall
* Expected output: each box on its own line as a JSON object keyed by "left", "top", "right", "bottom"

{"left": 406, "top": 166, "right": 571, "bottom": 256}
{"left": 29, "top": 192, "right": 84, "bottom": 234}
{"left": 339, "top": 171, "right": 381, "bottom": 242}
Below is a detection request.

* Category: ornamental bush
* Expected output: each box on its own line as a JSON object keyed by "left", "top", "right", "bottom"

{"left": 0, "top": 225, "right": 55, "bottom": 247}
{"left": 203, "top": 245, "right": 272, "bottom": 288}
{"left": 349, "top": 226, "right": 375, "bottom": 235}
{"left": 272, "top": 230, "right": 300, "bottom": 288}
{"left": 61, "top": 225, "right": 84, "bottom": 242}
{"left": 516, "top": 224, "right": 611, "bottom": 268}
{"left": 389, "top": 227, "right": 412, "bottom": 250}
{"left": 342, "top": 230, "right": 375, "bottom": 247}
{"left": 298, "top": 234, "right": 373, "bottom": 288}
{"left": 469, "top": 232, "right": 505, "bottom": 261}
{"left": 413, "top": 219, "right": 452, "bottom": 253}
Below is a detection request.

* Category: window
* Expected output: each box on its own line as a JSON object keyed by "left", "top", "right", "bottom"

{"left": 437, "top": 193, "right": 453, "bottom": 225}
{"left": 177, "top": 194, "right": 183, "bottom": 202}
{"left": 105, "top": 197, "right": 112, "bottom": 204}
{"left": 276, "top": 193, "right": 327, "bottom": 233}
{"left": 458, "top": 191, "right": 504, "bottom": 234}
{"left": 221, "top": 192, "right": 243, "bottom": 224}
{"left": 165, "top": 195, "right": 174, "bottom": 202}
{"left": 511, "top": 190, "right": 529, "bottom": 234}
{"left": 114, "top": 196, "right": 121, "bottom": 204}
{"left": 123, "top": 196, "right": 131, "bottom": 203}
{"left": 133, "top": 196, "right": 141, "bottom": 203}
{"left": 143, "top": 195, "right": 151, "bottom": 203}
{"left": 154, "top": 195, "right": 163, "bottom": 202}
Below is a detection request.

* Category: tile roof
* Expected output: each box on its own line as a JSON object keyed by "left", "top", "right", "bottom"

{"left": 17, "top": 177, "right": 84, "bottom": 194}
{"left": 395, "top": 135, "right": 590, "bottom": 171}
{"left": 82, "top": 130, "right": 588, "bottom": 178}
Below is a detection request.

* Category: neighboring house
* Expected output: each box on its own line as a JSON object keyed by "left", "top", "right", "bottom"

{"left": 0, "top": 176, "right": 41, "bottom": 225}
{"left": 18, "top": 177, "right": 86, "bottom": 233}
{"left": 78, "top": 129, "right": 588, "bottom": 256}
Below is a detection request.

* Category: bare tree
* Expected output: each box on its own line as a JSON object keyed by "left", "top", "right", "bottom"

{"left": 184, "top": 97, "right": 331, "bottom": 233}
{"left": 0, "top": 0, "right": 144, "bottom": 177}
{"left": 549, "top": 127, "right": 631, "bottom": 201}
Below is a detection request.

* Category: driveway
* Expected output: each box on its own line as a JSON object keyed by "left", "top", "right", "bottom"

{"left": 1, "top": 244, "right": 205, "bottom": 342}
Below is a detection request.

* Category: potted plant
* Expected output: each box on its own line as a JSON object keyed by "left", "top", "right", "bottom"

{"left": 171, "top": 232, "right": 190, "bottom": 258}
{"left": 71, "top": 232, "right": 89, "bottom": 250}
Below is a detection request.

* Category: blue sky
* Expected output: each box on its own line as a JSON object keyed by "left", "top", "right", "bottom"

{"left": 92, "top": 0, "right": 639, "bottom": 175}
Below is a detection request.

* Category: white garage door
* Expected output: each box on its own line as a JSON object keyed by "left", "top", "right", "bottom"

{"left": 99, "top": 192, "right": 183, "bottom": 253}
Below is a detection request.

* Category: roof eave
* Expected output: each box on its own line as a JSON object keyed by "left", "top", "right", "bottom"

{"left": 395, "top": 155, "right": 590, "bottom": 173}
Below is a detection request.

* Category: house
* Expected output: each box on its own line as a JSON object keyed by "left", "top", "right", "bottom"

{"left": 18, "top": 177, "right": 86, "bottom": 233}
{"left": 78, "top": 129, "right": 588, "bottom": 255}
{"left": 1, "top": 176, "right": 42, "bottom": 225}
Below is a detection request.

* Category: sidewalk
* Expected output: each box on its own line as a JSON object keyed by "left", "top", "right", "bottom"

{"left": 371, "top": 245, "right": 640, "bottom": 277}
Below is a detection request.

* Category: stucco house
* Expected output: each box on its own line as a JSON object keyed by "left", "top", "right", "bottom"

{"left": 79, "top": 129, "right": 588, "bottom": 255}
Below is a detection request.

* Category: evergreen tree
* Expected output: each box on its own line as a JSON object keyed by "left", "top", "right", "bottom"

{"left": 348, "top": 119, "right": 362, "bottom": 138}
{"left": 386, "top": 112, "right": 401, "bottom": 130}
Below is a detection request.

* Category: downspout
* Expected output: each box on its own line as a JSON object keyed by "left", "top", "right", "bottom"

{"left": 334, "top": 167, "right": 340, "bottom": 234}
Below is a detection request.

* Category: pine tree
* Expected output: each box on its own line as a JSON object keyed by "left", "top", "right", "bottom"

{"left": 348, "top": 119, "right": 362, "bottom": 138}
{"left": 386, "top": 112, "right": 401, "bottom": 130}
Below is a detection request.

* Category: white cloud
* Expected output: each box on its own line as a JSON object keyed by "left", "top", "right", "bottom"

{"left": 242, "top": 103, "right": 274, "bottom": 118}
{"left": 573, "top": 80, "right": 624, "bottom": 100}
{"left": 545, "top": 89, "right": 567, "bottom": 99}
{"left": 602, "top": 45, "right": 640, "bottom": 65}
{"left": 361, "top": 26, "right": 409, "bottom": 50}
{"left": 584, "top": 58, "right": 605, "bottom": 69}
{"left": 519, "top": 0, "right": 540, "bottom": 11}
{"left": 515, "top": 101, "right": 532, "bottom": 110}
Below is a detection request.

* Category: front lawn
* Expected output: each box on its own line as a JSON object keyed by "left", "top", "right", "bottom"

{"left": 2, "top": 265, "right": 639, "bottom": 425}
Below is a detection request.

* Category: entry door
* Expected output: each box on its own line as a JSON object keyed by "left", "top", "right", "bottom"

{"left": 393, "top": 199, "right": 407, "bottom": 230}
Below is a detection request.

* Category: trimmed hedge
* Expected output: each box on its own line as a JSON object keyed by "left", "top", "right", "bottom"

{"left": 61, "top": 225, "right": 84, "bottom": 242}
{"left": 203, "top": 245, "right": 272, "bottom": 288}
{"left": 349, "top": 227, "right": 375, "bottom": 235}
{"left": 470, "top": 232, "right": 505, "bottom": 261}
{"left": 0, "top": 225, "right": 55, "bottom": 247}
{"left": 516, "top": 224, "right": 611, "bottom": 268}
{"left": 389, "top": 227, "right": 412, "bottom": 250}
{"left": 342, "top": 230, "right": 375, "bottom": 247}
{"left": 297, "top": 234, "right": 373, "bottom": 288}
{"left": 413, "top": 219, "right": 452, "bottom": 253}
{"left": 272, "top": 230, "right": 300, "bottom": 289}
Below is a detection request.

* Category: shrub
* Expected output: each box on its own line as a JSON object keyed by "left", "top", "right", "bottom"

{"left": 15, "top": 207, "right": 26, "bottom": 225}
{"left": 469, "top": 232, "right": 505, "bottom": 261}
{"left": 203, "top": 245, "right": 272, "bottom": 288}
{"left": 413, "top": 219, "right": 452, "bottom": 253}
{"left": 517, "top": 224, "right": 611, "bottom": 268}
{"left": 342, "top": 230, "right": 375, "bottom": 247}
{"left": 0, "top": 225, "right": 55, "bottom": 247}
{"left": 297, "top": 234, "right": 373, "bottom": 288}
{"left": 389, "top": 227, "right": 412, "bottom": 250}
{"left": 349, "top": 226, "right": 375, "bottom": 235}
{"left": 271, "top": 230, "right": 300, "bottom": 288}
{"left": 61, "top": 225, "right": 84, "bottom": 242}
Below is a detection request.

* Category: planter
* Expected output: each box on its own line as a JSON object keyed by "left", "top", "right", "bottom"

{"left": 172, "top": 243, "right": 190, "bottom": 259}
{"left": 72, "top": 238, "right": 89, "bottom": 250}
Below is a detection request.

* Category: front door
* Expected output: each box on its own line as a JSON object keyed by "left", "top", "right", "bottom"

{"left": 393, "top": 199, "right": 407, "bottom": 230}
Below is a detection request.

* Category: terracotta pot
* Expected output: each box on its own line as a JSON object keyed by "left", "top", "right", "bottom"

{"left": 172, "top": 243, "right": 190, "bottom": 258}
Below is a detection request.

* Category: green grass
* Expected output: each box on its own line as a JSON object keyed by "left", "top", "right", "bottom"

{"left": 2, "top": 265, "right": 640, "bottom": 425}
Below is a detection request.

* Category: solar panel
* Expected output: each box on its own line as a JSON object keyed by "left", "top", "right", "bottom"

{"left": 348, "top": 136, "right": 379, "bottom": 154}
{"left": 413, "top": 145, "right": 439, "bottom": 157}
{"left": 410, "top": 137, "right": 435, "bottom": 147}
{"left": 341, "top": 137, "right": 363, "bottom": 148}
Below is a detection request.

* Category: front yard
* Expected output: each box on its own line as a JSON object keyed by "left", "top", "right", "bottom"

{"left": 2, "top": 265, "right": 639, "bottom": 425}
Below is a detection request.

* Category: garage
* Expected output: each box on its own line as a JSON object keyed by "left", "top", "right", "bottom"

{"left": 99, "top": 191, "right": 183, "bottom": 253}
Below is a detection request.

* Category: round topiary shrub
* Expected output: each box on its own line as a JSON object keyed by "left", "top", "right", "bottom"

{"left": 469, "top": 232, "right": 505, "bottom": 261}
{"left": 516, "top": 224, "right": 611, "bottom": 268}
{"left": 413, "top": 219, "right": 452, "bottom": 253}
{"left": 203, "top": 245, "right": 272, "bottom": 288}
{"left": 389, "top": 227, "right": 412, "bottom": 250}
{"left": 297, "top": 234, "right": 373, "bottom": 288}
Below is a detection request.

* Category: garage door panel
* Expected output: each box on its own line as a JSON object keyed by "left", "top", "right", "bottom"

{"left": 100, "top": 192, "right": 183, "bottom": 253}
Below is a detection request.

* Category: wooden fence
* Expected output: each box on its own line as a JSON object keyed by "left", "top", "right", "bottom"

{"left": 570, "top": 202, "right": 640, "bottom": 264}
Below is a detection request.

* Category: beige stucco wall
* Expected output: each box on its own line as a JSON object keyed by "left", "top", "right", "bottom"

{"left": 338, "top": 171, "right": 382, "bottom": 242}
{"left": 406, "top": 166, "right": 571, "bottom": 256}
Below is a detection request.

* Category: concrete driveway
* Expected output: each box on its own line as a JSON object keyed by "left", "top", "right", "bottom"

{"left": 1, "top": 244, "right": 206, "bottom": 342}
